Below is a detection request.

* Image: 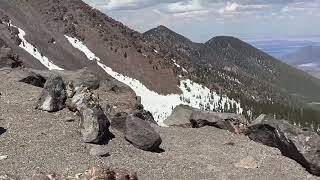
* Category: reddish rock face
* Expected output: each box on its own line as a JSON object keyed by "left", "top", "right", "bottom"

{"left": 0, "top": 0, "right": 181, "bottom": 95}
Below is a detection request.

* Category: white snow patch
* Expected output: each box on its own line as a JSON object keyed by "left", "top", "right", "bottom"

{"left": 153, "top": 49, "right": 158, "bottom": 53}
{"left": 65, "top": 36, "right": 243, "bottom": 125}
{"left": 172, "top": 59, "right": 188, "bottom": 73}
{"left": 9, "top": 23, "right": 63, "bottom": 70}
{"left": 65, "top": 35, "right": 100, "bottom": 61}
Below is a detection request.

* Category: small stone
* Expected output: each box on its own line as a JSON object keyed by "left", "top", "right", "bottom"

{"left": 89, "top": 146, "right": 110, "bottom": 157}
{"left": 234, "top": 156, "right": 258, "bottom": 169}
{"left": 0, "top": 155, "right": 8, "bottom": 160}
{"left": 65, "top": 117, "right": 75, "bottom": 122}
{"left": 224, "top": 141, "right": 235, "bottom": 146}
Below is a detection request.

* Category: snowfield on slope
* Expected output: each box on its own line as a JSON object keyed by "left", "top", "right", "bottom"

{"left": 65, "top": 35, "right": 243, "bottom": 125}
{"left": 8, "top": 23, "right": 63, "bottom": 70}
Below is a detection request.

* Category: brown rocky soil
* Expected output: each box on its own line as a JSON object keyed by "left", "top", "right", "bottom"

{"left": 0, "top": 73, "right": 319, "bottom": 180}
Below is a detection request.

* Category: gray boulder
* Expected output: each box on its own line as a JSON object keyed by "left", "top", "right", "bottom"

{"left": 248, "top": 114, "right": 320, "bottom": 176}
{"left": 125, "top": 116, "right": 162, "bottom": 152}
{"left": 164, "top": 105, "right": 248, "bottom": 134}
{"left": 164, "top": 105, "right": 194, "bottom": 126}
{"left": 79, "top": 105, "right": 111, "bottom": 144}
{"left": 36, "top": 74, "right": 67, "bottom": 112}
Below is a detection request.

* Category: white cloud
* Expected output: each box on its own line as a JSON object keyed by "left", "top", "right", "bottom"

{"left": 83, "top": 0, "right": 320, "bottom": 41}
{"left": 85, "top": 0, "right": 180, "bottom": 10}
{"left": 167, "top": 0, "right": 203, "bottom": 13}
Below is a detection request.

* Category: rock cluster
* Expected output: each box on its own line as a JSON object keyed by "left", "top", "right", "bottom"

{"left": 165, "top": 105, "right": 248, "bottom": 134}
{"left": 31, "top": 67, "right": 162, "bottom": 150}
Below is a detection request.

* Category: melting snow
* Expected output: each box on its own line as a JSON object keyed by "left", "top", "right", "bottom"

{"left": 65, "top": 36, "right": 243, "bottom": 125}
{"left": 65, "top": 35, "right": 100, "bottom": 61}
{"left": 8, "top": 23, "right": 63, "bottom": 70}
{"left": 172, "top": 59, "right": 188, "bottom": 73}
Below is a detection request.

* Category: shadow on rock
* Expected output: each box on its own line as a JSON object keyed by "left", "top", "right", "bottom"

{"left": 95, "top": 131, "right": 115, "bottom": 145}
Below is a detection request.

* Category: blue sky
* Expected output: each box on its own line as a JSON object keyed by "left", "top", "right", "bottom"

{"left": 83, "top": 0, "right": 320, "bottom": 42}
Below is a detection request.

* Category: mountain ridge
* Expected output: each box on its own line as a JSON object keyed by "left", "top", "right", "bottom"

{"left": 144, "top": 25, "right": 320, "bottom": 129}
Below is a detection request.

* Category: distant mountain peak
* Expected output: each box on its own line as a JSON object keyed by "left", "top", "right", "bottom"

{"left": 206, "top": 36, "right": 246, "bottom": 46}
{"left": 156, "top": 25, "right": 170, "bottom": 30}
{"left": 144, "top": 25, "right": 192, "bottom": 44}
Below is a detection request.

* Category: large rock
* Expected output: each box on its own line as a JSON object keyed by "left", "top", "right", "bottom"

{"left": 125, "top": 116, "right": 162, "bottom": 152}
{"left": 247, "top": 114, "right": 320, "bottom": 176}
{"left": 164, "top": 105, "right": 248, "bottom": 134}
{"left": 164, "top": 105, "right": 194, "bottom": 126}
{"left": 79, "top": 105, "right": 111, "bottom": 144}
{"left": 36, "top": 74, "right": 67, "bottom": 112}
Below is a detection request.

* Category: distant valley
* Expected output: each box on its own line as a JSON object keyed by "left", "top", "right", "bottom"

{"left": 249, "top": 39, "right": 320, "bottom": 79}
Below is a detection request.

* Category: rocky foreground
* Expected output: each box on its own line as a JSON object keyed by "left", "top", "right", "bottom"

{"left": 0, "top": 66, "right": 319, "bottom": 180}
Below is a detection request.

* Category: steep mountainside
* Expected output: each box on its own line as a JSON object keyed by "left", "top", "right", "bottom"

{"left": 282, "top": 46, "right": 320, "bottom": 78}
{"left": 205, "top": 36, "right": 320, "bottom": 102}
{"left": 0, "top": 0, "right": 180, "bottom": 94}
{"left": 144, "top": 27, "right": 320, "bottom": 129}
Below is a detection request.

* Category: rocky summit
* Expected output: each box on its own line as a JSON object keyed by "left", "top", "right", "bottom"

{"left": 0, "top": 0, "right": 320, "bottom": 179}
